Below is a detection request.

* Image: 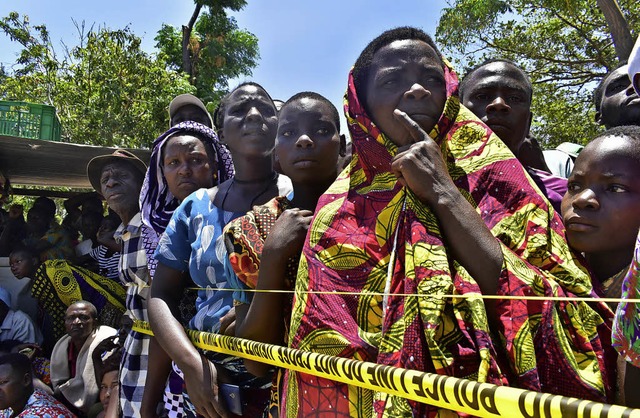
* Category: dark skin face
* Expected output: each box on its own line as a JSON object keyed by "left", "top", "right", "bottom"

{"left": 561, "top": 135, "right": 640, "bottom": 279}
{"left": 461, "top": 62, "right": 533, "bottom": 154}
{"left": 276, "top": 98, "right": 344, "bottom": 187}
{"left": 99, "top": 161, "right": 142, "bottom": 224}
{"left": 596, "top": 65, "right": 640, "bottom": 128}
{"left": 364, "top": 39, "right": 447, "bottom": 147}
{"left": 9, "top": 252, "right": 39, "bottom": 279}
{"left": 220, "top": 85, "right": 278, "bottom": 159}
{"left": 171, "top": 104, "right": 212, "bottom": 128}
{"left": 25, "top": 209, "right": 49, "bottom": 236}
{"left": 162, "top": 135, "right": 216, "bottom": 201}
{"left": 64, "top": 303, "right": 98, "bottom": 347}
{"left": 0, "top": 364, "right": 31, "bottom": 413}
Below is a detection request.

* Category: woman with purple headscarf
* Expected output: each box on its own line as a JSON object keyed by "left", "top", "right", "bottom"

{"left": 139, "top": 120, "right": 233, "bottom": 417}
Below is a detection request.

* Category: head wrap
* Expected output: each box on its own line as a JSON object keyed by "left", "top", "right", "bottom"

{"left": 284, "top": 58, "right": 615, "bottom": 416}
{"left": 140, "top": 121, "right": 234, "bottom": 235}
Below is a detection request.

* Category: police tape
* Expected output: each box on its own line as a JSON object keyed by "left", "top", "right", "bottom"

{"left": 132, "top": 320, "right": 640, "bottom": 418}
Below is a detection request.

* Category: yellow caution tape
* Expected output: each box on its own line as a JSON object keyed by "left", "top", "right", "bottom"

{"left": 132, "top": 320, "right": 640, "bottom": 418}
{"left": 125, "top": 284, "right": 640, "bottom": 304}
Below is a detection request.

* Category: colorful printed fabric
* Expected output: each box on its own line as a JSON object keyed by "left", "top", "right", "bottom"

{"left": 284, "top": 62, "right": 616, "bottom": 417}
{"left": 31, "top": 259, "right": 126, "bottom": 354}
{"left": 1, "top": 388, "right": 75, "bottom": 418}
{"left": 25, "top": 223, "right": 75, "bottom": 262}
{"left": 88, "top": 245, "right": 121, "bottom": 281}
{"left": 612, "top": 230, "right": 640, "bottom": 367}
{"left": 224, "top": 196, "right": 294, "bottom": 296}
{"left": 140, "top": 121, "right": 234, "bottom": 236}
{"left": 224, "top": 196, "right": 298, "bottom": 418}
{"left": 113, "top": 212, "right": 153, "bottom": 418}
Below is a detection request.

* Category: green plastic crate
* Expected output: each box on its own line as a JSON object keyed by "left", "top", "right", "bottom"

{"left": 0, "top": 101, "right": 61, "bottom": 141}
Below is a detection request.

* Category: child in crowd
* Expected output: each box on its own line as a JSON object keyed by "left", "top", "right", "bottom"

{"left": 224, "top": 91, "right": 345, "bottom": 416}
{"left": 561, "top": 125, "right": 640, "bottom": 301}
{"left": 561, "top": 125, "right": 640, "bottom": 407}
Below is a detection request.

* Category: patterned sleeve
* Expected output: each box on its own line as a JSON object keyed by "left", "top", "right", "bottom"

{"left": 154, "top": 193, "right": 198, "bottom": 272}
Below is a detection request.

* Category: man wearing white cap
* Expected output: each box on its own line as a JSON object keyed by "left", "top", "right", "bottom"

{"left": 168, "top": 93, "right": 214, "bottom": 128}
{"left": 0, "top": 286, "right": 40, "bottom": 345}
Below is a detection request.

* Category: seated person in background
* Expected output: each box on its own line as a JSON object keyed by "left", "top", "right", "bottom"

{"left": 74, "top": 212, "right": 103, "bottom": 258}
{"left": 594, "top": 64, "right": 640, "bottom": 129}
{"left": 459, "top": 58, "right": 567, "bottom": 211}
{"left": 284, "top": 27, "right": 615, "bottom": 417}
{"left": 9, "top": 247, "right": 126, "bottom": 355}
{"left": 64, "top": 193, "right": 104, "bottom": 239}
{"left": 224, "top": 91, "right": 345, "bottom": 416}
{"left": 92, "top": 353, "right": 119, "bottom": 418}
{"left": 76, "top": 214, "right": 121, "bottom": 281}
{"left": 50, "top": 301, "right": 116, "bottom": 417}
{"left": 0, "top": 204, "right": 27, "bottom": 257}
{"left": 0, "top": 287, "right": 41, "bottom": 345}
{"left": 168, "top": 93, "right": 214, "bottom": 128}
{"left": 0, "top": 353, "right": 74, "bottom": 418}
{"left": 24, "top": 202, "right": 74, "bottom": 262}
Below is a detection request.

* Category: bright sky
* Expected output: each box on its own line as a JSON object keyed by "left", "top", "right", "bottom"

{"left": 0, "top": 0, "right": 449, "bottom": 135}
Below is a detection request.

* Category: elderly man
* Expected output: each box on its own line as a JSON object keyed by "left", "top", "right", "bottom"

{"left": 86, "top": 149, "right": 150, "bottom": 418}
{"left": 50, "top": 301, "right": 115, "bottom": 416}
{"left": 0, "top": 353, "right": 73, "bottom": 418}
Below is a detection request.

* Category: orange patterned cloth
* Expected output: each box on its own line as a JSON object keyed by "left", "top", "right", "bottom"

{"left": 283, "top": 61, "right": 616, "bottom": 417}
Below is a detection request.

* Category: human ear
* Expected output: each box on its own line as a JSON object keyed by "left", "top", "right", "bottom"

{"left": 525, "top": 112, "right": 533, "bottom": 137}
{"left": 595, "top": 111, "right": 602, "bottom": 125}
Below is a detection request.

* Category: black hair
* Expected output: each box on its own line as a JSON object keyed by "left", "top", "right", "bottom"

{"left": 9, "top": 245, "right": 38, "bottom": 260}
{"left": 459, "top": 58, "right": 533, "bottom": 102}
{"left": 591, "top": 125, "right": 640, "bottom": 163}
{"left": 162, "top": 130, "right": 217, "bottom": 171}
{"left": 213, "top": 82, "right": 275, "bottom": 130}
{"left": 32, "top": 197, "right": 56, "bottom": 220}
{"left": 281, "top": 92, "right": 341, "bottom": 133}
{"left": 352, "top": 27, "right": 443, "bottom": 106}
{"left": 594, "top": 63, "right": 628, "bottom": 111}
{"left": 0, "top": 353, "right": 33, "bottom": 379}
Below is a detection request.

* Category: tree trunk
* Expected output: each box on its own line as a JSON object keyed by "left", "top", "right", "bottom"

{"left": 596, "top": 0, "right": 634, "bottom": 62}
{"left": 182, "top": 3, "right": 202, "bottom": 78}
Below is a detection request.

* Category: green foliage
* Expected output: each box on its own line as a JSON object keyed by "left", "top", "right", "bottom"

{"left": 154, "top": 3, "right": 259, "bottom": 106}
{"left": 0, "top": 12, "right": 195, "bottom": 147}
{"left": 436, "top": 0, "right": 640, "bottom": 147}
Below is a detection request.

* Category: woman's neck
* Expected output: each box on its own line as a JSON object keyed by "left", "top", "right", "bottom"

{"left": 586, "top": 248, "right": 633, "bottom": 283}
{"left": 231, "top": 156, "right": 274, "bottom": 184}
{"left": 290, "top": 180, "right": 333, "bottom": 211}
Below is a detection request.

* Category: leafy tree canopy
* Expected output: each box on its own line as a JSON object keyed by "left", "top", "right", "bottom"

{"left": 155, "top": 0, "right": 259, "bottom": 106}
{"left": 436, "top": 0, "right": 640, "bottom": 147}
{"left": 0, "top": 12, "right": 194, "bottom": 147}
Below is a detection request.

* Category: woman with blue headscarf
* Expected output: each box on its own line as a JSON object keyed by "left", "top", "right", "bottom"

{"left": 139, "top": 120, "right": 234, "bottom": 417}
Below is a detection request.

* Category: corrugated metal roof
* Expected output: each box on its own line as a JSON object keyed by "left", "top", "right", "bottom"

{"left": 0, "top": 135, "right": 151, "bottom": 189}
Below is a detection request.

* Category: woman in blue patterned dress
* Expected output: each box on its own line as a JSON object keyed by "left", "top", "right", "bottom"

{"left": 149, "top": 82, "right": 292, "bottom": 418}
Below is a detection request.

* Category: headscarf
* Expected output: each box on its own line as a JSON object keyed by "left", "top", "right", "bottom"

{"left": 284, "top": 59, "right": 615, "bottom": 417}
{"left": 140, "top": 121, "right": 234, "bottom": 235}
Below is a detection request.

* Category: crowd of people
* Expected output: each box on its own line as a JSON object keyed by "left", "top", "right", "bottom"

{"left": 0, "top": 26, "right": 639, "bottom": 418}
